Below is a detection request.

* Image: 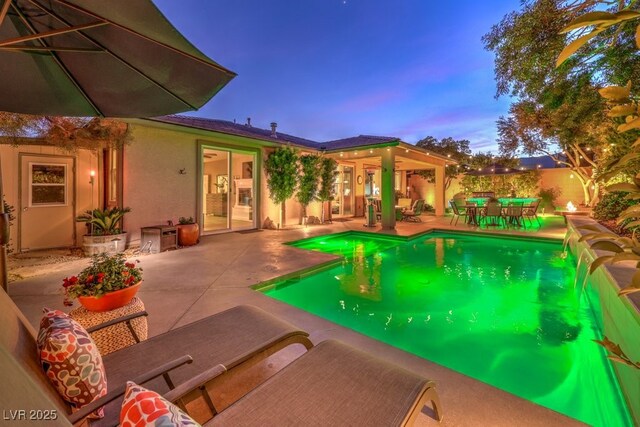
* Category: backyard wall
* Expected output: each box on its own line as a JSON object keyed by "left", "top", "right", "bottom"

{"left": 408, "top": 167, "right": 586, "bottom": 210}
{"left": 567, "top": 218, "right": 640, "bottom": 424}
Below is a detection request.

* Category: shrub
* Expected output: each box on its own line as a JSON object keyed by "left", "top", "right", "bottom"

{"left": 593, "top": 192, "right": 638, "bottom": 221}
{"left": 178, "top": 216, "right": 195, "bottom": 224}
{"left": 537, "top": 187, "right": 560, "bottom": 212}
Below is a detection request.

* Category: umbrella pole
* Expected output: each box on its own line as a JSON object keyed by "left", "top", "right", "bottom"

{"left": 0, "top": 156, "right": 8, "bottom": 292}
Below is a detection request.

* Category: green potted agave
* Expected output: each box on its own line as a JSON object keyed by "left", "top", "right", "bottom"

{"left": 77, "top": 207, "right": 131, "bottom": 256}
{"left": 62, "top": 252, "right": 143, "bottom": 312}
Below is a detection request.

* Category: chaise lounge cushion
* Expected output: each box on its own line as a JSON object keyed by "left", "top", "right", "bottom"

{"left": 208, "top": 339, "right": 435, "bottom": 426}
{"left": 120, "top": 382, "right": 199, "bottom": 427}
{"left": 37, "top": 308, "right": 107, "bottom": 417}
{"left": 90, "top": 305, "right": 311, "bottom": 427}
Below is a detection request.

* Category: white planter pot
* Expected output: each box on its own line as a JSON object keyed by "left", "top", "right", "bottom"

{"left": 82, "top": 233, "right": 127, "bottom": 256}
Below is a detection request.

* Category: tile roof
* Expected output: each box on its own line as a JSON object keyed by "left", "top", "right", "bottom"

{"left": 320, "top": 135, "right": 399, "bottom": 151}
{"left": 147, "top": 115, "right": 400, "bottom": 151}
{"left": 149, "top": 115, "right": 319, "bottom": 148}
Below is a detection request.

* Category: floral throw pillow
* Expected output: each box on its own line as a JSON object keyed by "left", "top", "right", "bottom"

{"left": 120, "top": 382, "right": 201, "bottom": 427}
{"left": 37, "top": 308, "right": 107, "bottom": 417}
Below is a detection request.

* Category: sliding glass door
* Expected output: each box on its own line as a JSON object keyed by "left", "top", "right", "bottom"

{"left": 332, "top": 165, "right": 355, "bottom": 217}
{"left": 202, "top": 147, "right": 256, "bottom": 233}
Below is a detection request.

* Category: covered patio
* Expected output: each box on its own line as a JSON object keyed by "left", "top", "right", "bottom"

{"left": 322, "top": 137, "right": 453, "bottom": 229}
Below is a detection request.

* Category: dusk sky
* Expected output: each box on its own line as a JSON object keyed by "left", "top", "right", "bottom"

{"left": 154, "top": 0, "right": 522, "bottom": 152}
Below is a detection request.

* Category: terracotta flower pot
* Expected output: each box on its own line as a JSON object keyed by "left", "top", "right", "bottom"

{"left": 177, "top": 223, "right": 199, "bottom": 246}
{"left": 77, "top": 281, "right": 141, "bottom": 312}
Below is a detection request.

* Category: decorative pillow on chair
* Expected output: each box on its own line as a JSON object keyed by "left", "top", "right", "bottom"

{"left": 120, "top": 382, "right": 200, "bottom": 427}
{"left": 37, "top": 308, "right": 107, "bottom": 417}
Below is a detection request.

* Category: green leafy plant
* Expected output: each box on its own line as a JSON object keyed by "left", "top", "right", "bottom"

{"left": 77, "top": 207, "right": 131, "bottom": 235}
{"left": 62, "top": 253, "right": 142, "bottom": 305}
{"left": 537, "top": 187, "right": 561, "bottom": 213}
{"left": 593, "top": 191, "right": 638, "bottom": 221}
{"left": 264, "top": 146, "right": 299, "bottom": 227}
{"left": 316, "top": 157, "right": 338, "bottom": 223}
{"left": 296, "top": 154, "right": 321, "bottom": 224}
{"left": 178, "top": 216, "right": 195, "bottom": 225}
{"left": 556, "top": 3, "right": 640, "bottom": 370}
{"left": 415, "top": 136, "right": 471, "bottom": 189}
{"left": 3, "top": 198, "right": 15, "bottom": 254}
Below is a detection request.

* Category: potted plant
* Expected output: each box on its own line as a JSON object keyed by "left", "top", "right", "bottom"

{"left": 62, "top": 252, "right": 143, "bottom": 312}
{"left": 176, "top": 216, "right": 199, "bottom": 246}
{"left": 77, "top": 207, "right": 131, "bottom": 256}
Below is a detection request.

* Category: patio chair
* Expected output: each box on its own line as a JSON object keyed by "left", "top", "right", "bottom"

{"left": 397, "top": 197, "right": 412, "bottom": 209}
{"left": 402, "top": 199, "right": 425, "bottom": 222}
{"left": 71, "top": 340, "right": 442, "bottom": 427}
{"left": 522, "top": 199, "right": 541, "bottom": 226}
{"left": 372, "top": 199, "right": 383, "bottom": 222}
{"left": 0, "top": 288, "right": 313, "bottom": 427}
{"left": 449, "top": 199, "right": 467, "bottom": 225}
{"left": 504, "top": 203, "right": 525, "bottom": 228}
{"left": 480, "top": 201, "right": 504, "bottom": 226}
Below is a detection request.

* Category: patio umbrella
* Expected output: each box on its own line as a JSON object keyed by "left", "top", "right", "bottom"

{"left": 0, "top": 0, "right": 237, "bottom": 290}
{"left": 0, "top": 0, "right": 237, "bottom": 117}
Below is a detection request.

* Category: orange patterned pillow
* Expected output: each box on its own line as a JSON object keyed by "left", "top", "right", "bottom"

{"left": 120, "top": 382, "right": 200, "bottom": 427}
{"left": 37, "top": 308, "right": 107, "bottom": 417}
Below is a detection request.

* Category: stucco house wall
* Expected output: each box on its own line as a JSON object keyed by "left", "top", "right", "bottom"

{"left": 123, "top": 122, "right": 325, "bottom": 245}
{"left": 122, "top": 125, "right": 197, "bottom": 245}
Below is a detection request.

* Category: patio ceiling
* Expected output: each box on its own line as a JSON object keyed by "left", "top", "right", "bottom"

{"left": 324, "top": 142, "right": 455, "bottom": 170}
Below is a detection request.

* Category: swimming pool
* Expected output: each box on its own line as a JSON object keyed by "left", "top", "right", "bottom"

{"left": 259, "top": 231, "right": 631, "bottom": 426}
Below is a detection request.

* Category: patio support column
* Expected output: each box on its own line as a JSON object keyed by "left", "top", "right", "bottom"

{"left": 381, "top": 148, "right": 396, "bottom": 229}
{"left": 434, "top": 164, "right": 445, "bottom": 216}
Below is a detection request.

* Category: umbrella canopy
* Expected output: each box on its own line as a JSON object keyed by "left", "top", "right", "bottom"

{"left": 0, "top": 0, "right": 236, "bottom": 117}
{"left": 465, "top": 163, "right": 524, "bottom": 176}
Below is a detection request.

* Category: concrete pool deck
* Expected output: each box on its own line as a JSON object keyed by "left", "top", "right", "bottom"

{"left": 8, "top": 214, "right": 583, "bottom": 426}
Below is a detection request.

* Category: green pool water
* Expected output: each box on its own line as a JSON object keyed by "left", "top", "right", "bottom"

{"left": 261, "top": 232, "right": 632, "bottom": 426}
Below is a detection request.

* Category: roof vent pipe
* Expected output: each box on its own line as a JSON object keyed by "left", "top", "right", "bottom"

{"left": 246, "top": 117, "right": 251, "bottom": 127}
{"left": 270, "top": 122, "right": 277, "bottom": 138}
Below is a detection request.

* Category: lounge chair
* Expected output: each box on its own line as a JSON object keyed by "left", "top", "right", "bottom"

{"left": 397, "top": 197, "right": 412, "bottom": 209}
{"left": 402, "top": 199, "right": 425, "bottom": 222}
{"left": 0, "top": 288, "right": 312, "bottom": 427}
{"left": 72, "top": 339, "right": 442, "bottom": 426}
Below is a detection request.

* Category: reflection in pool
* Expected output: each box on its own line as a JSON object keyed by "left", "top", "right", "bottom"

{"left": 262, "top": 232, "right": 631, "bottom": 427}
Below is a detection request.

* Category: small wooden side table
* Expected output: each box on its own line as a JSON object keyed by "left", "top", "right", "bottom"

{"left": 69, "top": 297, "right": 148, "bottom": 355}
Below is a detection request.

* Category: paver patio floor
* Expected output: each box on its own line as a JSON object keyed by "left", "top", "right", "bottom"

{"left": 9, "top": 214, "right": 581, "bottom": 426}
